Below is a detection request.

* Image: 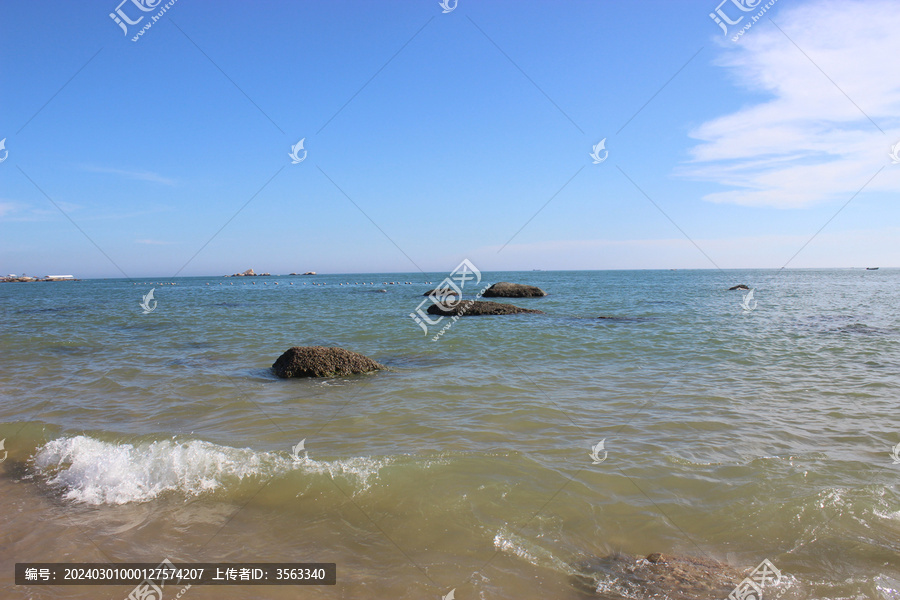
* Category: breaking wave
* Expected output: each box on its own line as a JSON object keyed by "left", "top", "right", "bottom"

{"left": 32, "top": 435, "right": 390, "bottom": 505}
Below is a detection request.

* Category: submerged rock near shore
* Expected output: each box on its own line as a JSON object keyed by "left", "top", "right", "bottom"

{"left": 426, "top": 300, "right": 544, "bottom": 317}
{"left": 423, "top": 288, "right": 459, "bottom": 297}
{"left": 272, "top": 346, "right": 385, "bottom": 378}
{"left": 482, "top": 282, "right": 546, "bottom": 297}
{"left": 571, "top": 552, "right": 742, "bottom": 599}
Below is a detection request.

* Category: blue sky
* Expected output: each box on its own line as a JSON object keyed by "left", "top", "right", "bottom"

{"left": 1, "top": 0, "right": 898, "bottom": 277}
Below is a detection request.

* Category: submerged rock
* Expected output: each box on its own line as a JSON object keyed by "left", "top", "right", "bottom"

{"left": 571, "top": 552, "right": 742, "bottom": 600}
{"left": 482, "top": 282, "right": 547, "bottom": 297}
{"left": 597, "top": 316, "right": 652, "bottom": 322}
{"left": 423, "top": 288, "right": 458, "bottom": 297}
{"left": 728, "top": 284, "right": 750, "bottom": 290}
{"left": 272, "top": 346, "right": 385, "bottom": 378}
{"left": 426, "top": 300, "right": 544, "bottom": 317}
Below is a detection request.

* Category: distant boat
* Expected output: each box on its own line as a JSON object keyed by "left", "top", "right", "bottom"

{"left": 866, "top": 267, "right": 879, "bottom": 270}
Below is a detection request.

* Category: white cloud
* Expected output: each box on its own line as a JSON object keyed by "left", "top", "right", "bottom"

{"left": 81, "top": 165, "right": 176, "bottom": 185}
{"left": 683, "top": 0, "right": 900, "bottom": 208}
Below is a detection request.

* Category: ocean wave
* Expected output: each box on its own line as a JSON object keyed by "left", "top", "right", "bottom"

{"left": 32, "top": 435, "right": 389, "bottom": 505}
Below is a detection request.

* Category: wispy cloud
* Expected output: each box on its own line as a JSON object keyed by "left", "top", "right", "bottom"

{"left": 0, "top": 202, "right": 19, "bottom": 218}
{"left": 81, "top": 165, "right": 176, "bottom": 185}
{"left": 682, "top": 0, "right": 900, "bottom": 208}
{"left": 0, "top": 200, "right": 79, "bottom": 222}
{"left": 135, "top": 239, "right": 176, "bottom": 245}
{"left": 0, "top": 198, "right": 172, "bottom": 223}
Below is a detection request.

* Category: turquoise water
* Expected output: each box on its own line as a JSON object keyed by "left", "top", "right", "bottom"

{"left": 0, "top": 269, "right": 898, "bottom": 599}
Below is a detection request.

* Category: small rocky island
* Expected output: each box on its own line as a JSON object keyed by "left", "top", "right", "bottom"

{"left": 227, "top": 268, "right": 271, "bottom": 277}
{"left": 482, "top": 282, "right": 547, "bottom": 297}
{"left": 273, "top": 346, "right": 385, "bottom": 378}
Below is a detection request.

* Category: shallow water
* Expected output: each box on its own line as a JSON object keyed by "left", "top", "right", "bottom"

{"left": 1, "top": 269, "right": 898, "bottom": 599}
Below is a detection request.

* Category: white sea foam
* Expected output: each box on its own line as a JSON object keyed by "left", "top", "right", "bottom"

{"left": 33, "top": 435, "right": 389, "bottom": 505}
{"left": 873, "top": 508, "right": 900, "bottom": 521}
{"left": 493, "top": 531, "right": 541, "bottom": 564}
{"left": 875, "top": 575, "right": 900, "bottom": 600}
{"left": 492, "top": 530, "right": 575, "bottom": 576}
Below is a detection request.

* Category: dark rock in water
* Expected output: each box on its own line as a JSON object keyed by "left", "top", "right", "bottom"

{"left": 426, "top": 300, "right": 544, "bottom": 317}
{"left": 272, "top": 346, "right": 385, "bottom": 378}
{"left": 482, "top": 281, "right": 547, "bottom": 297}
{"left": 423, "top": 288, "right": 458, "bottom": 297}
{"left": 728, "top": 284, "right": 750, "bottom": 290}
{"left": 597, "top": 316, "right": 651, "bottom": 323}
{"left": 571, "top": 552, "right": 742, "bottom": 600}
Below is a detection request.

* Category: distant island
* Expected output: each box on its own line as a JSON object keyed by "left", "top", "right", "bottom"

{"left": 226, "top": 269, "right": 317, "bottom": 277}
{"left": 225, "top": 268, "right": 271, "bottom": 277}
{"left": 2, "top": 274, "right": 78, "bottom": 283}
